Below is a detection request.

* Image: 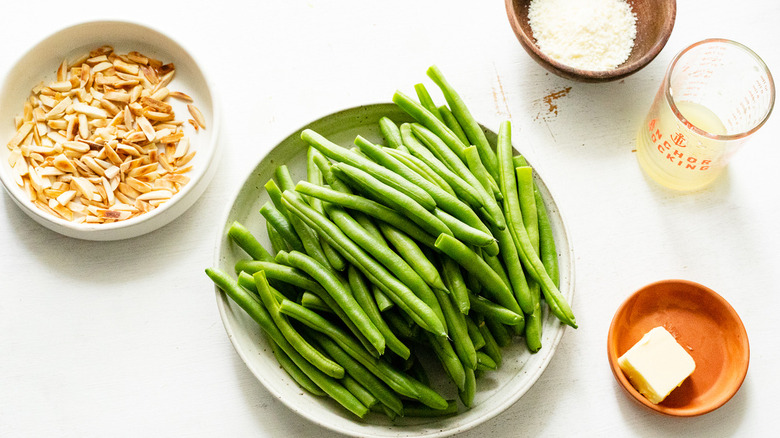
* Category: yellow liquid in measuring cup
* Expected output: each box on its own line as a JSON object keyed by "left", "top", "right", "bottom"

{"left": 637, "top": 101, "right": 728, "bottom": 190}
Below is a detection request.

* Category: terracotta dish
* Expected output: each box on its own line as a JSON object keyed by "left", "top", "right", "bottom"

{"left": 505, "top": 0, "right": 676, "bottom": 82}
{"left": 607, "top": 279, "right": 749, "bottom": 416}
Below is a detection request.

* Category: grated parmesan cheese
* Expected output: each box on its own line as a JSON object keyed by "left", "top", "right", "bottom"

{"left": 528, "top": 0, "right": 637, "bottom": 71}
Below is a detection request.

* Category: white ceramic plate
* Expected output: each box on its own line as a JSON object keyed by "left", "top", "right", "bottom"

{"left": 0, "top": 20, "right": 220, "bottom": 240}
{"left": 213, "top": 103, "right": 574, "bottom": 437}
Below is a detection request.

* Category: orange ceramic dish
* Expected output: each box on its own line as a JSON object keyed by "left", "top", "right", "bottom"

{"left": 607, "top": 279, "right": 749, "bottom": 416}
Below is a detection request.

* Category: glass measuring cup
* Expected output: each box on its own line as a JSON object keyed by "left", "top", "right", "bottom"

{"left": 636, "top": 39, "right": 774, "bottom": 191}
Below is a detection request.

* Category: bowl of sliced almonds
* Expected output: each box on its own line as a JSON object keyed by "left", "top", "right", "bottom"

{"left": 0, "top": 20, "right": 220, "bottom": 240}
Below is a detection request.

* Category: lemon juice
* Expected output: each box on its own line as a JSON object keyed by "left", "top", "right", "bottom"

{"left": 637, "top": 100, "right": 728, "bottom": 191}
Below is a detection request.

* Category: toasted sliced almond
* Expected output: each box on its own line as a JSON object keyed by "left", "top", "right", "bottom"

{"left": 56, "top": 190, "right": 77, "bottom": 206}
{"left": 50, "top": 81, "right": 72, "bottom": 92}
{"left": 91, "top": 61, "right": 113, "bottom": 73}
{"left": 8, "top": 121, "right": 34, "bottom": 148}
{"left": 136, "top": 189, "right": 172, "bottom": 201}
{"left": 187, "top": 104, "right": 206, "bottom": 129}
{"left": 72, "top": 102, "right": 108, "bottom": 119}
{"left": 44, "top": 96, "right": 73, "bottom": 120}
{"left": 136, "top": 115, "right": 156, "bottom": 142}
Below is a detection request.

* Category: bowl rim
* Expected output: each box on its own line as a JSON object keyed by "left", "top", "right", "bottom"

{"left": 504, "top": 0, "right": 678, "bottom": 81}
{"left": 0, "top": 19, "right": 222, "bottom": 239}
{"left": 606, "top": 279, "right": 749, "bottom": 417}
{"left": 212, "top": 102, "right": 577, "bottom": 437}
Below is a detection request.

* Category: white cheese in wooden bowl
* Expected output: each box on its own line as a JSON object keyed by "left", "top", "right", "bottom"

{"left": 528, "top": 0, "right": 638, "bottom": 71}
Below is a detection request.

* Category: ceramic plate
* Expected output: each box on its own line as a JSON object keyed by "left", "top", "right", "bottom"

{"left": 213, "top": 103, "right": 574, "bottom": 437}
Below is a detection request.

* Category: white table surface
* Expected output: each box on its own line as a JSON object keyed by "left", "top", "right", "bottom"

{"left": 1, "top": 1, "right": 777, "bottom": 437}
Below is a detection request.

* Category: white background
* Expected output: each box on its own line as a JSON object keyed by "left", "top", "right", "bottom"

{"left": 1, "top": 1, "right": 778, "bottom": 437}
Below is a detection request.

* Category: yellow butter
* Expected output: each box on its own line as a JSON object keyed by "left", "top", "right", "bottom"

{"left": 618, "top": 326, "right": 695, "bottom": 404}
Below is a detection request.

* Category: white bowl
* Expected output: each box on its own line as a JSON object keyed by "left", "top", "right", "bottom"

{"left": 213, "top": 103, "right": 575, "bottom": 437}
{"left": 0, "top": 20, "right": 220, "bottom": 240}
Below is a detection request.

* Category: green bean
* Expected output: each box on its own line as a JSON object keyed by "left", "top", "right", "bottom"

{"left": 236, "top": 270, "right": 292, "bottom": 302}
{"left": 414, "top": 83, "right": 443, "bottom": 122}
{"left": 435, "top": 234, "right": 523, "bottom": 315}
{"left": 411, "top": 123, "right": 505, "bottom": 230}
{"left": 438, "top": 105, "right": 469, "bottom": 146}
{"left": 331, "top": 162, "right": 451, "bottom": 237}
{"left": 475, "top": 315, "right": 502, "bottom": 367}
{"left": 264, "top": 179, "right": 288, "bottom": 218}
{"left": 281, "top": 250, "right": 385, "bottom": 355}
{"left": 383, "top": 147, "right": 457, "bottom": 197}
{"left": 495, "top": 122, "right": 536, "bottom": 316}
{"left": 517, "top": 166, "right": 543, "bottom": 352}
{"left": 475, "top": 351, "right": 497, "bottom": 371}
{"left": 468, "top": 291, "right": 525, "bottom": 327}
{"left": 377, "top": 222, "right": 446, "bottom": 291}
{"left": 342, "top": 375, "right": 378, "bottom": 409}
{"left": 482, "top": 249, "right": 511, "bottom": 289}
{"left": 206, "top": 268, "right": 367, "bottom": 417}
{"left": 278, "top": 299, "right": 451, "bottom": 409}
{"left": 281, "top": 192, "right": 447, "bottom": 336}
{"left": 399, "top": 124, "right": 483, "bottom": 209}
{"left": 464, "top": 145, "right": 502, "bottom": 202}
{"left": 516, "top": 167, "right": 539, "bottom": 251}
{"left": 300, "top": 292, "right": 332, "bottom": 314}
{"left": 426, "top": 332, "right": 466, "bottom": 391}
{"left": 486, "top": 318, "right": 511, "bottom": 348}
{"left": 403, "top": 400, "right": 458, "bottom": 417}
{"left": 347, "top": 265, "right": 410, "bottom": 360}
{"left": 247, "top": 271, "right": 345, "bottom": 379}
{"left": 262, "top": 254, "right": 381, "bottom": 357}
{"left": 434, "top": 287, "right": 476, "bottom": 371}
{"left": 270, "top": 339, "right": 326, "bottom": 396}
{"left": 497, "top": 122, "right": 576, "bottom": 328}
{"left": 295, "top": 181, "right": 436, "bottom": 249}
{"left": 274, "top": 165, "right": 296, "bottom": 192}
{"left": 260, "top": 202, "right": 304, "bottom": 253}
{"left": 459, "top": 367, "right": 476, "bottom": 408}
{"left": 227, "top": 221, "right": 273, "bottom": 262}
{"left": 235, "top": 260, "right": 320, "bottom": 292}
{"left": 384, "top": 309, "right": 416, "bottom": 339}
{"left": 308, "top": 331, "right": 405, "bottom": 416}
{"left": 427, "top": 65, "right": 499, "bottom": 181}
{"left": 373, "top": 287, "right": 394, "bottom": 312}
{"left": 308, "top": 147, "right": 347, "bottom": 271}
{"left": 353, "top": 134, "right": 471, "bottom": 215}
{"left": 465, "top": 315, "right": 485, "bottom": 350}
{"left": 325, "top": 203, "right": 447, "bottom": 334}
{"left": 372, "top": 403, "right": 398, "bottom": 420}
{"left": 535, "top": 186, "right": 559, "bottom": 288}
{"left": 433, "top": 207, "right": 497, "bottom": 249}
{"left": 266, "top": 221, "right": 288, "bottom": 255}
{"left": 441, "top": 256, "right": 470, "bottom": 314}
{"left": 392, "top": 90, "right": 468, "bottom": 162}
{"left": 378, "top": 117, "right": 405, "bottom": 150}
{"left": 353, "top": 137, "right": 501, "bottom": 254}
{"left": 301, "top": 129, "right": 436, "bottom": 210}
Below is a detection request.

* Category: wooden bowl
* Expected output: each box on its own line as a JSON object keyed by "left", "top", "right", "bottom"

{"left": 505, "top": 0, "right": 676, "bottom": 82}
{"left": 607, "top": 280, "right": 749, "bottom": 416}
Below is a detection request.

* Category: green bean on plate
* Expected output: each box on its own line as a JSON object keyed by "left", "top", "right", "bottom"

{"left": 207, "top": 67, "right": 575, "bottom": 436}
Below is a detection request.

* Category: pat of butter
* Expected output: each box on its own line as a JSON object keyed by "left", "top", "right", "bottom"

{"left": 617, "top": 326, "right": 695, "bottom": 404}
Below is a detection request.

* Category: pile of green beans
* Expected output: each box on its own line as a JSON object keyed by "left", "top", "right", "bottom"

{"left": 206, "top": 66, "right": 576, "bottom": 420}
